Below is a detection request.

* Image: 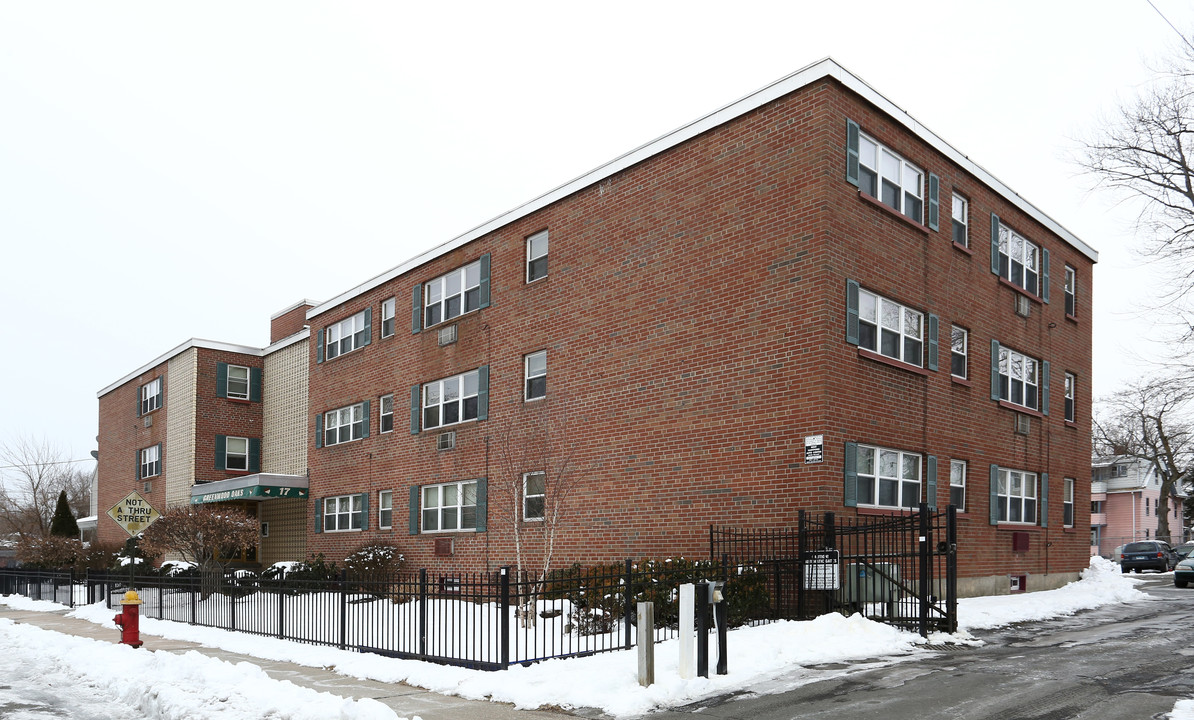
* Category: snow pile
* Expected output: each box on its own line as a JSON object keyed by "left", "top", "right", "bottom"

{"left": 0, "top": 617, "right": 402, "bottom": 720}
{"left": 0, "top": 592, "right": 71, "bottom": 612}
{"left": 1172, "top": 699, "right": 1194, "bottom": 720}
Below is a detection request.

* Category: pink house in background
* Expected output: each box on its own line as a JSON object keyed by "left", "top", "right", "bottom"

{"left": 1091, "top": 455, "right": 1187, "bottom": 556}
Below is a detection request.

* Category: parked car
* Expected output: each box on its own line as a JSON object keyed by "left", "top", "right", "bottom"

{"left": 1176, "top": 557, "right": 1194, "bottom": 588}
{"left": 1173, "top": 543, "right": 1194, "bottom": 561}
{"left": 1120, "top": 541, "right": 1178, "bottom": 573}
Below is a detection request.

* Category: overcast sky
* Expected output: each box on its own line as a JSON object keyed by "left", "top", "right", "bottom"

{"left": 1, "top": 0, "right": 1189, "bottom": 474}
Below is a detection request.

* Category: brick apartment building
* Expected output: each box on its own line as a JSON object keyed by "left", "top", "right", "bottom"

{"left": 95, "top": 59, "right": 1096, "bottom": 596}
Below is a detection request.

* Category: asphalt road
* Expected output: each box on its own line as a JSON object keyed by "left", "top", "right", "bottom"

{"left": 647, "top": 575, "right": 1194, "bottom": 720}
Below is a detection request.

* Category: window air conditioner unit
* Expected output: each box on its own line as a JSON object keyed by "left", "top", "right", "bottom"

{"left": 1015, "top": 413, "right": 1031, "bottom": 435}
{"left": 438, "top": 324, "right": 457, "bottom": 346}
{"left": 143, "top": 481, "right": 152, "bottom": 494}
{"left": 437, "top": 431, "right": 456, "bottom": 451}
{"left": 143, "top": 415, "right": 153, "bottom": 428}
{"left": 1014, "top": 294, "right": 1031, "bottom": 317}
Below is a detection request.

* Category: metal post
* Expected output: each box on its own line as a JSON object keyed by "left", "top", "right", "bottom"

{"left": 678, "top": 583, "right": 695, "bottom": 679}
{"left": 947, "top": 505, "right": 958, "bottom": 634}
{"left": 715, "top": 595, "right": 728, "bottom": 676}
{"left": 637, "top": 602, "right": 655, "bottom": 687}
{"left": 418, "top": 568, "right": 428, "bottom": 658}
{"left": 190, "top": 577, "right": 197, "bottom": 624}
{"left": 918, "top": 503, "right": 930, "bottom": 638}
{"left": 499, "top": 566, "right": 510, "bottom": 669}
{"left": 68, "top": 569, "right": 75, "bottom": 609}
{"left": 623, "top": 559, "right": 633, "bottom": 650}
{"left": 696, "top": 582, "right": 709, "bottom": 678}
{"left": 797, "top": 510, "right": 806, "bottom": 620}
{"left": 230, "top": 576, "right": 237, "bottom": 632}
{"left": 277, "top": 584, "right": 285, "bottom": 639}
{"left": 338, "top": 569, "right": 347, "bottom": 650}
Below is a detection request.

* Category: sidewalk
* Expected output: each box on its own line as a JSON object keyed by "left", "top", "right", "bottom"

{"left": 0, "top": 604, "right": 578, "bottom": 720}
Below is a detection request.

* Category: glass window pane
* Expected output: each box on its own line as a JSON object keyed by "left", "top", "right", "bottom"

{"left": 463, "top": 482, "right": 477, "bottom": 506}
{"left": 881, "top": 150, "right": 900, "bottom": 182}
{"left": 902, "top": 454, "right": 919, "bottom": 481}
{"left": 904, "top": 310, "right": 921, "bottom": 339}
{"left": 860, "top": 136, "right": 877, "bottom": 166}
{"left": 465, "top": 262, "right": 480, "bottom": 288}
{"left": 878, "top": 478, "right": 898, "bottom": 506}
{"left": 858, "top": 291, "right": 877, "bottom": 323}
{"left": 463, "top": 371, "right": 479, "bottom": 397}
{"left": 858, "top": 446, "right": 875, "bottom": 476}
{"left": 423, "top": 487, "right": 438, "bottom": 508}
{"left": 881, "top": 300, "right": 900, "bottom": 330}
{"left": 879, "top": 450, "right": 898, "bottom": 479}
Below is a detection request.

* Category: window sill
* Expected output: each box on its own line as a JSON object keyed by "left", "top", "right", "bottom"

{"left": 1064, "top": 420, "right": 1078, "bottom": 429}
{"left": 856, "top": 506, "right": 920, "bottom": 517}
{"left": 858, "top": 347, "right": 930, "bottom": 376}
{"left": 420, "top": 529, "right": 479, "bottom": 535}
{"left": 951, "top": 375, "right": 972, "bottom": 388}
{"left": 526, "top": 275, "right": 548, "bottom": 286}
{"left": 323, "top": 528, "right": 363, "bottom": 534}
{"left": 858, "top": 191, "right": 930, "bottom": 235}
{"left": 997, "top": 399, "right": 1044, "bottom": 419}
{"left": 1065, "top": 313, "right": 1079, "bottom": 324}
{"left": 223, "top": 469, "right": 251, "bottom": 476}
{"left": 225, "top": 397, "right": 252, "bottom": 404}
{"left": 997, "top": 276, "right": 1043, "bottom": 304}
{"left": 322, "top": 347, "right": 365, "bottom": 364}
{"left": 420, "top": 418, "right": 479, "bottom": 434}
{"left": 996, "top": 523, "right": 1042, "bottom": 531}
{"left": 952, "top": 241, "right": 973, "bottom": 256}
{"left": 424, "top": 308, "right": 481, "bottom": 333}
{"left": 321, "top": 437, "right": 365, "bottom": 449}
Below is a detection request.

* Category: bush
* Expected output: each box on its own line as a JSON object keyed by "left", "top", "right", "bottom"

{"left": 344, "top": 543, "right": 405, "bottom": 580}
{"left": 261, "top": 553, "right": 341, "bottom": 592}
{"left": 15, "top": 535, "right": 82, "bottom": 570}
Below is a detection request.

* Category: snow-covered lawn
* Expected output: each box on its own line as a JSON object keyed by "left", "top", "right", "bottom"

{"left": 3, "top": 557, "right": 1189, "bottom": 719}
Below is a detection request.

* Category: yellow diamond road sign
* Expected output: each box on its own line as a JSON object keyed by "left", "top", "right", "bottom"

{"left": 107, "top": 491, "right": 161, "bottom": 537}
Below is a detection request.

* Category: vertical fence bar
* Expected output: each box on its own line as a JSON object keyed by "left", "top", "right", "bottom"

{"left": 499, "top": 566, "right": 510, "bottom": 669}
{"left": 917, "top": 503, "right": 930, "bottom": 637}
{"left": 947, "top": 505, "right": 958, "bottom": 633}
{"left": 623, "top": 558, "right": 634, "bottom": 650}
{"left": 418, "top": 568, "right": 427, "bottom": 659}
{"left": 338, "top": 569, "right": 347, "bottom": 651}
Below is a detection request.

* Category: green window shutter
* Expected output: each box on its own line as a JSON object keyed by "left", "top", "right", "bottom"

{"left": 479, "top": 253, "right": 492, "bottom": 309}
{"left": 248, "top": 438, "right": 261, "bottom": 473}
{"left": 927, "top": 314, "right": 939, "bottom": 371}
{"left": 1040, "top": 361, "right": 1050, "bottom": 416}
{"left": 926, "top": 455, "right": 938, "bottom": 510}
{"left": 475, "top": 478, "right": 488, "bottom": 532}
{"left": 409, "top": 487, "right": 420, "bottom": 535}
{"left": 362, "top": 400, "right": 371, "bottom": 438}
{"left": 476, "top": 365, "right": 489, "bottom": 421}
{"left": 316, "top": 329, "right": 325, "bottom": 364}
{"left": 214, "top": 435, "right": 227, "bottom": 471}
{"left": 843, "top": 442, "right": 858, "bottom": 507}
{"left": 411, "top": 284, "right": 423, "bottom": 334}
{"left": 314, "top": 497, "right": 323, "bottom": 534}
{"left": 1040, "top": 248, "right": 1051, "bottom": 303}
{"left": 135, "top": 449, "right": 141, "bottom": 480}
{"left": 845, "top": 118, "right": 860, "bottom": 187}
{"left": 410, "top": 385, "right": 421, "bottom": 434}
{"left": 157, "top": 375, "right": 164, "bottom": 408}
{"left": 359, "top": 492, "right": 369, "bottom": 530}
{"left": 136, "top": 386, "right": 142, "bottom": 418}
{"left": 990, "top": 213, "right": 1001, "bottom": 275}
{"left": 249, "top": 367, "right": 262, "bottom": 403}
{"left": 845, "top": 279, "right": 860, "bottom": 345}
{"left": 216, "top": 363, "right": 229, "bottom": 398}
{"left": 989, "top": 465, "right": 1000, "bottom": 525}
{"left": 927, "top": 173, "right": 940, "bottom": 230}
{"left": 157, "top": 442, "right": 163, "bottom": 477}
{"left": 315, "top": 413, "right": 323, "bottom": 449}
{"left": 990, "top": 340, "right": 1002, "bottom": 402}
{"left": 1039, "top": 473, "right": 1049, "bottom": 528}
{"left": 362, "top": 307, "right": 373, "bottom": 347}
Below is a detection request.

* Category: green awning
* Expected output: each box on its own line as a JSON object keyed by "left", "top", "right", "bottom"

{"left": 190, "top": 473, "right": 308, "bottom": 504}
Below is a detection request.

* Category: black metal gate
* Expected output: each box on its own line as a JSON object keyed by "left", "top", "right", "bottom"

{"left": 711, "top": 504, "right": 957, "bottom": 636}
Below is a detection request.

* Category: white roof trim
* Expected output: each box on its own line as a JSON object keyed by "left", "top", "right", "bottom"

{"left": 264, "top": 327, "right": 310, "bottom": 355}
{"left": 97, "top": 338, "right": 263, "bottom": 398}
{"left": 271, "top": 299, "right": 322, "bottom": 321}
{"left": 308, "top": 57, "right": 1097, "bottom": 321}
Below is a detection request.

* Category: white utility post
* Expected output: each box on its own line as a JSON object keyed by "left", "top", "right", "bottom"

{"left": 678, "top": 583, "right": 695, "bottom": 679}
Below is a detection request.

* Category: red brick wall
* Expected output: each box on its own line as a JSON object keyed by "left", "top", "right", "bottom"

{"left": 193, "top": 349, "right": 265, "bottom": 485}
{"left": 304, "top": 78, "right": 1093, "bottom": 582}
{"left": 272, "top": 303, "right": 315, "bottom": 344}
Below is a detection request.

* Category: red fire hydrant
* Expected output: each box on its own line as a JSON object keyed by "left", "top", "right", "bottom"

{"left": 113, "top": 590, "right": 143, "bottom": 648}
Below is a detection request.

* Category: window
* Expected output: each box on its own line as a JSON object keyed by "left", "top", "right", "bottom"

{"left": 325, "top": 310, "right": 369, "bottom": 361}
{"left": 950, "top": 326, "right": 967, "bottom": 378}
{"left": 424, "top": 260, "right": 482, "bottom": 328}
{"left": 996, "top": 223, "right": 1041, "bottom": 296}
{"left": 1064, "top": 266, "right": 1076, "bottom": 317}
{"left": 997, "top": 468, "right": 1037, "bottom": 524}
{"left": 951, "top": 194, "right": 968, "bottom": 247}
{"left": 379, "top": 394, "right": 394, "bottom": 433}
{"left": 140, "top": 445, "right": 161, "bottom": 479}
{"left": 1091, "top": 500, "right": 1103, "bottom": 514}
{"left": 1145, "top": 497, "right": 1150, "bottom": 516}
{"left": 526, "top": 230, "right": 548, "bottom": 282}
{"left": 1064, "top": 373, "right": 1076, "bottom": 423}
{"left": 857, "top": 132, "right": 924, "bottom": 221}
{"left": 524, "top": 351, "right": 546, "bottom": 401}
{"left": 225, "top": 436, "right": 248, "bottom": 471}
{"left": 422, "top": 370, "right": 480, "bottom": 430}
{"left": 856, "top": 445, "right": 921, "bottom": 509}
{"left": 140, "top": 377, "right": 162, "bottom": 415}
{"left": 324, "top": 403, "right": 365, "bottom": 446}
{"left": 378, "top": 490, "right": 393, "bottom": 529}
{"left": 858, "top": 288, "right": 924, "bottom": 366}
{"left": 422, "top": 480, "right": 478, "bottom": 532}
{"left": 1064, "top": 478, "right": 1075, "bottom": 528}
{"left": 950, "top": 460, "right": 966, "bottom": 511}
{"left": 997, "top": 345, "right": 1040, "bottom": 410}
{"left": 324, "top": 495, "right": 363, "bottom": 532}
{"left": 226, "top": 365, "right": 250, "bottom": 400}
{"left": 381, "top": 297, "right": 396, "bottom": 338}
{"left": 523, "top": 472, "right": 546, "bottom": 521}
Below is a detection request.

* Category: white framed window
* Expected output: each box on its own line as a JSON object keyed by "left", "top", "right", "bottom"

{"left": 526, "top": 230, "right": 548, "bottom": 283}
{"left": 857, "top": 132, "right": 923, "bottom": 221}
{"left": 950, "top": 325, "right": 967, "bottom": 379}
{"left": 140, "top": 445, "right": 161, "bottom": 479}
{"left": 379, "top": 394, "right": 394, "bottom": 433}
{"left": 1064, "top": 373, "right": 1076, "bottom": 423}
{"left": 1063, "top": 478, "right": 1075, "bottom": 528}
{"left": 226, "top": 365, "right": 250, "bottom": 400}
{"left": 856, "top": 445, "right": 921, "bottom": 509}
{"left": 422, "top": 370, "right": 479, "bottom": 430}
{"left": 381, "top": 297, "right": 396, "bottom": 338}
{"left": 997, "top": 468, "right": 1037, "bottom": 524}
{"left": 421, "top": 480, "right": 478, "bottom": 532}
{"left": 140, "top": 377, "right": 162, "bottom": 415}
{"left": 951, "top": 193, "right": 968, "bottom": 247}
{"left": 523, "top": 472, "right": 546, "bottom": 521}
{"left": 378, "top": 490, "right": 393, "bottom": 529}
{"left": 997, "top": 346, "right": 1040, "bottom": 411}
{"left": 524, "top": 350, "right": 546, "bottom": 401}
{"left": 324, "top": 494, "right": 363, "bottom": 532}
{"left": 225, "top": 436, "right": 249, "bottom": 471}
{"left": 324, "top": 403, "right": 365, "bottom": 446}
{"left": 949, "top": 460, "right": 966, "bottom": 511}
{"left": 857, "top": 288, "right": 924, "bottom": 366}
{"left": 1064, "top": 266, "right": 1076, "bottom": 317}
{"left": 325, "top": 310, "right": 368, "bottom": 361}
{"left": 996, "top": 224, "right": 1040, "bottom": 296}
{"left": 424, "top": 260, "right": 482, "bottom": 328}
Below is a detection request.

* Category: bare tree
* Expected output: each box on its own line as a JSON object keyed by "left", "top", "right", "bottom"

{"left": 0, "top": 437, "right": 90, "bottom": 539}
{"left": 138, "top": 505, "right": 259, "bottom": 597}
{"left": 1094, "top": 376, "right": 1194, "bottom": 542}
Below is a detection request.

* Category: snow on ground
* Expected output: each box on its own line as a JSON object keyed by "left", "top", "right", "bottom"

{"left": 0, "top": 556, "right": 1181, "bottom": 719}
